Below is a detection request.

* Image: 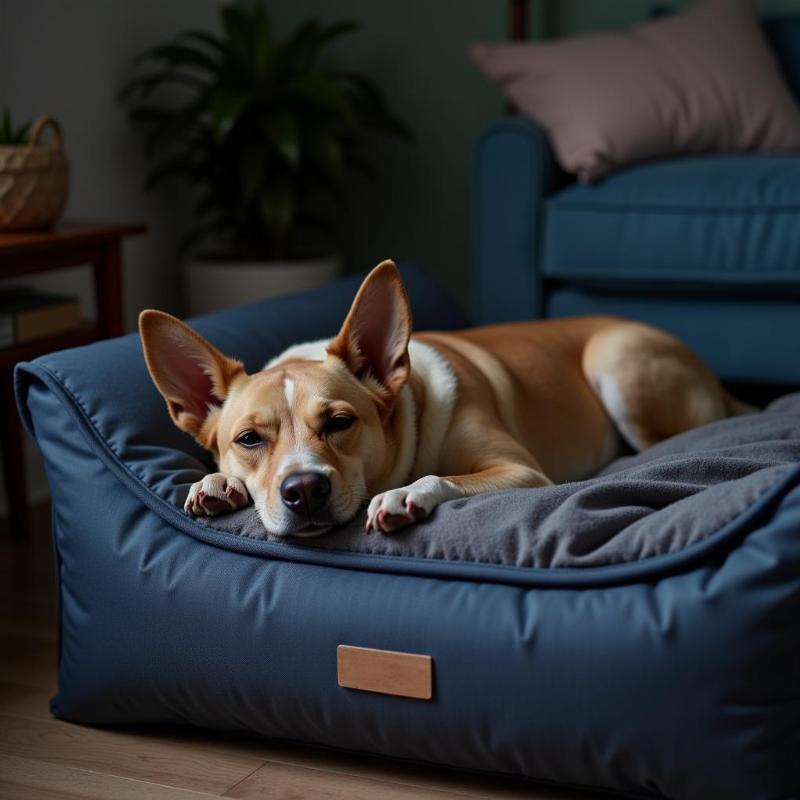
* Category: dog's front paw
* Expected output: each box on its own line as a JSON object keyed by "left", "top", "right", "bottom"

{"left": 184, "top": 474, "right": 249, "bottom": 517}
{"left": 365, "top": 476, "right": 461, "bottom": 534}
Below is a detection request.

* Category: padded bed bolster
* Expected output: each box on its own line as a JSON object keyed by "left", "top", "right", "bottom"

{"left": 15, "top": 270, "right": 800, "bottom": 800}
{"left": 15, "top": 265, "right": 467, "bottom": 504}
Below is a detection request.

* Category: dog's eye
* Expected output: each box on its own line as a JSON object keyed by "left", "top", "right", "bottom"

{"left": 235, "top": 430, "right": 264, "bottom": 448}
{"left": 324, "top": 415, "right": 356, "bottom": 434}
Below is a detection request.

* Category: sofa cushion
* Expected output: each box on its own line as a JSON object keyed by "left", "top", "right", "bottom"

{"left": 544, "top": 154, "right": 800, "bottom": 285}
{"left": 470, "top": 0, "right": 800, "bottom": 182}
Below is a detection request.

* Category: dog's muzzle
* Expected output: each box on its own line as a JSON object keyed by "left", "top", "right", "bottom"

{"left": 280, "top": 471, "right": 331, "bottom": 517}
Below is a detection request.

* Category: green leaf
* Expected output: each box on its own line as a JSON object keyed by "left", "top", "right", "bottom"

{"left": 209, "top": 88, "right": 250, "bottom": 139}
{"left": 340, "top": 72, "right": 414, "bottom": 140}
{"left": 263, "top": 112, "right": 300, "bottom": 167}
{"left": 282, "top": 20, "right": 321, "bottom": 73}
{"left": 0, "top": 108, "right": 32, "bottom": 145}
{"left": 238, "top": 139, "right": 267, "bottom": 201}
{"left": 178, "top": 30, "right": 226, "bottom": 54}
{"left": 221, "top": 5, "right": 252, "bottom": 57}
{"left": 259, "top": 176, "right": 296, "bottom": 257}
{"left": 278, "top": 19, "right": 356, "bottom": 77}
{"left": 315, "top": 20, "right": 359, "bottom": 49}
{"left": 305, "top": 128, "right": 343, "bottom": 179}
{"left": 219, "top": 3, "right": 274, "bottom": 84}
{"left": 288, "top": 73, "right": 351, "bottom": 117}
{"left": 127, "top": 96, "right": 210, "bottom": 155}
{"left": 249, "top": 3, "right": 272, "bottom": 76}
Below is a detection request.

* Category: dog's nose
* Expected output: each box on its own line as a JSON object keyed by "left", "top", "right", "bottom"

{"left": 280, "top": 471, "right": 331, "bottom": 516}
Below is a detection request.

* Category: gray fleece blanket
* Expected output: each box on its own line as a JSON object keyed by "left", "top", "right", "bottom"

{"left": 201, "top": 394, "right": 800, "bottom": 568}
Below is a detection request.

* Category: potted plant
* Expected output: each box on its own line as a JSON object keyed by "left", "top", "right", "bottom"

{"left": 121, "top": 1, "right": 411, "bottom": 315}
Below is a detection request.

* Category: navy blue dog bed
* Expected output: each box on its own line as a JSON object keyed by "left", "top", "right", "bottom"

{"left": 15, "top": 267, "right": 800, "bottom": 800}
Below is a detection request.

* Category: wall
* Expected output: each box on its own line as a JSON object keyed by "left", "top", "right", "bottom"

{"left": 548, "top": 0, "right": 800, "bottom": 36}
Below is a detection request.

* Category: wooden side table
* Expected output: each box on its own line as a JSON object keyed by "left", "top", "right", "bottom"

{"left": 0, "top": 221, "right": 146, "bottom": 537}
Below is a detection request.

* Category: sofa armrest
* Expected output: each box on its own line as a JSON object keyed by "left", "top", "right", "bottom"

{"left": 472, "top": 117, "right": 567, "bottom": 324}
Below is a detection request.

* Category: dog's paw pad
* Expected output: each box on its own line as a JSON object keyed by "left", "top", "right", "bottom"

{"left": 225, "top": 484, "right": 247, "bottom": 505}
{"left": 405, "top": 500, "right": 428, "bottom": 520}
{"left": 202, "top": 495, "right": 233, "bottom": 515}
{"left": 374, "top": 509, "right": 413, "bottom": 534}
{"left": 185, "top": 474, "right": 249, "bottom": 517}
{"left": 365, "top": 489, "right": 417, "bottom": 534}
{"left": 365, "top": 476, "right": 462, "bottom": 535}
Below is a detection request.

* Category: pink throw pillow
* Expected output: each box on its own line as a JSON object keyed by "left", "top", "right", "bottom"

{"left": 470, "top": 0, "right": 800, "bottom": 181}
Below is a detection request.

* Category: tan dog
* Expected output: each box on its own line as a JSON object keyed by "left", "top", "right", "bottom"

{"left": 139, "top": 260, "right": 747, "bottom": 536}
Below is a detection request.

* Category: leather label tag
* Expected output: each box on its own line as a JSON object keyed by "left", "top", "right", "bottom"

{"left": 337, "top": 644, "right": 433, "bottom": 700}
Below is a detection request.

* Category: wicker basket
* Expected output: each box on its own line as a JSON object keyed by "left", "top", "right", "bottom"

{"left": 0, "top": 116, "right": 69, "bottom": 231}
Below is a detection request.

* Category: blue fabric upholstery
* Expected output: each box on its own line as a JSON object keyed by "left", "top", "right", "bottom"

{"left": 473, "top": 15, "right": 800, "bottom": 385}
{"left": 472, "top": 117, "right": 566, "bottom": 322}
{"left": 545, "top": 155, "right": 800, "bottom": 284}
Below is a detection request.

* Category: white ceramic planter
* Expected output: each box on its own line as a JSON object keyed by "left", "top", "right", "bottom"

{"left": 185, "top": 255, "right": 342, "bottom": 317}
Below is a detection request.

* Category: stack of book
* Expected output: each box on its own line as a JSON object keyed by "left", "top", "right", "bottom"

{"left": 0, "top": 287, "right": 81, "bottom": 348}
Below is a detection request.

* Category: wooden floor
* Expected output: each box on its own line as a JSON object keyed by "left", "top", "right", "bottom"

{"left": 0, "top": 504, "right": 606, "bottom": 799}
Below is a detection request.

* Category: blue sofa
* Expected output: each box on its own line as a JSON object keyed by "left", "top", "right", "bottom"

{"left": 473, "top": 16, "right": 800, "bottom": 386}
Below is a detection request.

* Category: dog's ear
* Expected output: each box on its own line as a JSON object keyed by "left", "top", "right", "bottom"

{"left": 138, "top": 310, "right": 244, "bottom": 444}
{"left": 327, "top": 260, "right": 412, "bottom": 402}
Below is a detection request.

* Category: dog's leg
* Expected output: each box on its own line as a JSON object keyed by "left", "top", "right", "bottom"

{"left": 366, "top": 462, "right": 549, "bottom": 534}
{"left": 583, "top": 321, "right": 742, "bottom": 452}
{"left": 185, "top": 473, "right": 249, "bottom": 517}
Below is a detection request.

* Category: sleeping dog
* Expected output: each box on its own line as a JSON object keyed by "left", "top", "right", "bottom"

{"left": 139, "top": 260, "right": 748, "bottom": 536}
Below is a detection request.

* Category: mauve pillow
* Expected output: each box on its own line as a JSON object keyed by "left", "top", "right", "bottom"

{"left": 470, "top": 0, "right": 800, "bottom": 181}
